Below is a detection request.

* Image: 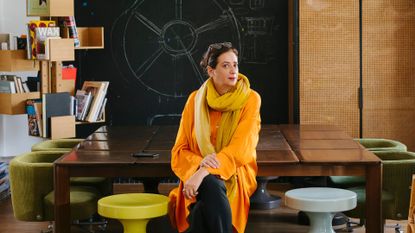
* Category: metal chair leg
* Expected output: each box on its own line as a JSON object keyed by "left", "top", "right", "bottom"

{"left": 40, "top": 223, "right": 53, "bottom": 233}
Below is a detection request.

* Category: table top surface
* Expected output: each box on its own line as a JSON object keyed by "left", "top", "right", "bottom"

{"left": 54, "top": 124, "right": 383, "bottom": 233}
{"left": 57, "top": 124, "right": 380, "bottom": 166}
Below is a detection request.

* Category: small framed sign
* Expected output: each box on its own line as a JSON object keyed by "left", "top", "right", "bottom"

{"left": 27, "top": 0, "right": 49, "bottom": 16}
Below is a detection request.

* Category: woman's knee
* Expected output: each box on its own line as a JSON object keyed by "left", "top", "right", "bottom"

{"left": 200, "top": 174, "right": 226, "bottom": 193}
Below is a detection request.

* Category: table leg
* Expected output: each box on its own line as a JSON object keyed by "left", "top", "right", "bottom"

{"left": 365, "top": 163, "right": 382, "bottom": 233}
{"left": 142, "top": 177, "right": 160, "bottom": 193}
{"left": 250, "top": 176, "right": 281, "bottom": 209}
{"left": 54, "top": 165, "right": 71, "bottom": 233}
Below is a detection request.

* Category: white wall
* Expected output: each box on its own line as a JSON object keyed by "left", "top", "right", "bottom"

{"left": 0, "top": 0, "right": 38, "bottom": 34}
{"left": 0, "top": 0, "right": 44, "bottom": 157}
{"left": 1, "top": 115, "right": 43, "bottom": 157}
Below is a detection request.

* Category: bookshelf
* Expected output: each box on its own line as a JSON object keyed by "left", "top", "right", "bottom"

{"left": 0, "top": 49, "right": 41, "bottom": 115}
{"left": 75, "top": 119, "right": 105, "bottom": 125}
{"left": 0, "top": 0, "right": 105, "bottom": 139}
{"left": 0, "top": 92, "right": 40, "bottom": 114}
{"left": 0, "top": 49, "right": 40, "bottom": 115}
{"left": 0, "top": 50, "right": 38, "bottom": 71}
{"left": 70, "top": 27, "right": 104, "bottom": 50}
{"left": 46, "top": 38, "right": 75, "bottom": 61}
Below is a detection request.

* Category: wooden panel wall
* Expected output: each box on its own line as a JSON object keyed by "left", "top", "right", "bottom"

{"left": 362, "top": 0, "right": 415, "bottom": 150}
{"left": 299, "top": 0, "right": 360, "bottom": 137}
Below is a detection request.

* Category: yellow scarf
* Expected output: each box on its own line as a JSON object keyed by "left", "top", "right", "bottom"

{"left": 194, "top": 73, "right": 251, "bottom": 201}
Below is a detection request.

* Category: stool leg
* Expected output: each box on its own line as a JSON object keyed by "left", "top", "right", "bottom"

{"left": 305, "top": 212, "right": 335, "bottom": 233}
{"left": 120, "top": 219, "right": 149, "bottom": 233}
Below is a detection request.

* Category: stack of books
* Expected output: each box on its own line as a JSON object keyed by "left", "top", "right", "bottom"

{"left": 0, "top": 75, "right": 31, "bottom": 93}
{"left": 26, "top": 92, "right": 75, "bottom": 137}
{"left": 75, "top": 81, "right": 109, "bottom": 122}
{"left": 26, "top": 99, "right": 43, "bottom": 137}
{"left": 0, "top": 33, "right": 21, "bottom": 50}
{"left": 25, "top": 81, "right": 110, "bottom": 138}
{"left": 0, "top": 162, "right": 10, "bottom": 202}
{"left": 26, "top": 20, "right": 56, "bottom": 60}
{"left": 26, "top": 17, "right": 80, "bottom": 60}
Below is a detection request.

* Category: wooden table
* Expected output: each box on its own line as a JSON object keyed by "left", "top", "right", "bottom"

{"left": 54, "top": 124, "right": 382, "bottom": 233}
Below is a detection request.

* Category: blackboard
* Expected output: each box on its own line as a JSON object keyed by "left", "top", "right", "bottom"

{"left": 74, "top": 0, "right": 288, "bottom": 125}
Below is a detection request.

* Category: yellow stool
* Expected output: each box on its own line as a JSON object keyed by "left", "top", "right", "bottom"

{"left": 98, "top": 193, "right": 168, "bottom": 233}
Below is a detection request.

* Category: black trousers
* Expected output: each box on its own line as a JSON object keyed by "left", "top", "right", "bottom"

{"left": 184, "top": 174, "right": 233, "bottom": 233}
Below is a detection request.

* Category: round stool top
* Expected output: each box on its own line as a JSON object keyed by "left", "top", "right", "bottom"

{"left": 98, "top": 193, "right": 169, "bottom": 219}
{"left": 285, "top": 187, "right": 356, "bottom": 212}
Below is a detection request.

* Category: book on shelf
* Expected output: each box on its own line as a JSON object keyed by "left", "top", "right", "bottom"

{"left": 0, "top": 179, "right": 9, "bottom": 194}
{"left": 59, "top": 16, "right": 80, "bottom": 47}
{"left": 0, "top": 162, "right": 7, "bottom": 175}
{"left": 0, "top": 162, "right": 9, "bottom": 201}
{"left": 0, "top": 168, "right": 7, "bottom": 183}
{"left": 70, "top": 96, "right": 76, "bottom": 116}
{"left": 22, "top": 82, "right": 30, "bottom": 93}
{"left": 0, "top": 33, "right": 16, "bottom": 50}
{"left": 34, "top": 101, "right": 43, "bottom": 137}
{"left": 26, "top": 20, "right": 55, "bottom": 59}
{"left": 17, "top": 35, "right": 27, "bottom": 50}
{"left": 26, "top": 76, "right": 40, "bottom": 92}
{"left": 26, "top": 99, "right": 40, "bottom": 136}
{"left": 42, "top": 92, "right": 72, "bottom": 138}
{"left": 34, "top": 27, "right": 60, "bottom": 60}
{"left": 0, "top": 172, "right": 7, "bottom": 181}
{"left": 97, "top": 97, "right": 107, "bottom": 121}
{"left": 26, "top": 99, "right": 43, "bottom": 137}
{"left": 0, "top": 81, "right": 16, "bottom": 93}
{"left": 81, "top": 81, "right": 109, "bottom": 122}
{"left": 16, "top": 76, "right": 24, "bottom": 93}
{"left": 0, "top": 75, "right": 23, "bottom": 93}
{"left": 75, "top": 90, "right": 92, "bottom": 121}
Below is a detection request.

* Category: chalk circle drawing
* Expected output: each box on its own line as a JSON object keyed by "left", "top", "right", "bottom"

{"left": 111, "top": 0, "right": 242, "bottom": 98}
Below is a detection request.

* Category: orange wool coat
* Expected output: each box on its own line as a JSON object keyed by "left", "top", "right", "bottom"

{"left": 169, "top": 90, "right": 261, "bottom": 233}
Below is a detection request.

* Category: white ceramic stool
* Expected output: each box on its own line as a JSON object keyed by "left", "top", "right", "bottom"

{"left": 285, "top": 187, "right": 357, "bottom": 233}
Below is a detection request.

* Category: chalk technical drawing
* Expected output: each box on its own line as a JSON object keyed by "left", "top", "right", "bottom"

{"left": 110, "top": 0, "right": 242, "bottom": 98}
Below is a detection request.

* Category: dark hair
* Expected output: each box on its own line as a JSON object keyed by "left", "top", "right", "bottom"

{"left": 200, "top": 42, "right": 239, "bottom": 73}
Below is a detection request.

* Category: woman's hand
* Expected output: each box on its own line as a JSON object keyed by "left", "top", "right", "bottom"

{"left": 182, "top": 167, "right": 209, "bottom": 200}
{"left": 200, "top": 153, "right": 220, "bottom": 169}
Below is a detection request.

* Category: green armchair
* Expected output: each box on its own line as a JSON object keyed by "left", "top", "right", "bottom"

{"left": 31, "top": 139, "right": 112, "bottom": 195}
{"left": 31, "top": 138, "right": 84, "bottom": 152}
{"left": 9, "top": 151, "right": 100, "bottom": 222}
{"left": 345, "top": 151, "right": 415, "bottom": 228}
{"left": 355, "top": 138, "right": 407, "bottom": 152}
{"left": 329, "top": 138, "right": 407, "bottom": 188}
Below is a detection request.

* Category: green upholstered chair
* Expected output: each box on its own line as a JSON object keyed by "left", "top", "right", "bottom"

{"left": 9, "top": 151, "right": 100, "bottom": 224}
{"left": 329, "top": 176, "right": 366, "bottom": 188}
{"left": 345, "top": 151, "right": 415, "bottom": 231}
{"left": 355, "top": 138, "right": 407, "bottom": 152}
{"left": 31, "top": 139, "right": 112, "bottom": 195}
{"left": 31, "top": 138, "right": 83, "bottom": 152}
{"left": 329, "top": 138, "right": 407, "bottom": 188}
